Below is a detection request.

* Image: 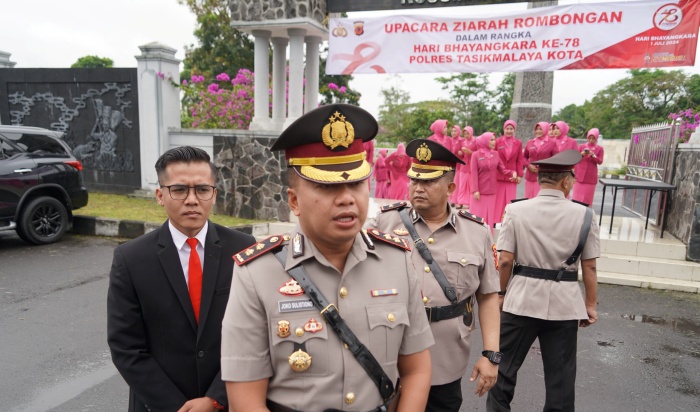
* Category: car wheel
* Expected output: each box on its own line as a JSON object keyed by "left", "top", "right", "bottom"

{"left": 17, "top": 196, "right": 69, "bottom": 245}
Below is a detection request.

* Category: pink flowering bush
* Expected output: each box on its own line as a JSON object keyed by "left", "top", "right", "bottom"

{"left": 668, "top": 108, "right": 700, "bottom": 143}
{"left": 179, "top": 69, "right": 256, "bottom": 129}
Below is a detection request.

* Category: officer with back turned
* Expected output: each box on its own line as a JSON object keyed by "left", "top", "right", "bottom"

{"left": 220, "top": 104, "right": 434, "bottom": 412}
{"left": 487, "top": 149, "right": 599, "bottom": 412}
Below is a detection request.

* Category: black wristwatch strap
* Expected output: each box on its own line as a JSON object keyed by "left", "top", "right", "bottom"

{"left": 273, "top": 246, "right": 395, "bottom": 402}
{"left": 398, "top": 208, "right": 458, "bottom": 303}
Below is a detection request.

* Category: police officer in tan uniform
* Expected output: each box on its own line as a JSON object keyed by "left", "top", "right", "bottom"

{"left": 370, "top": 139, "right": 502, "bottom": 412}
{"left": 486, "top": 150, "right": 599, "bottom": 412}
{"left": 221, "top": 104, "right": 434, "bottom": 412}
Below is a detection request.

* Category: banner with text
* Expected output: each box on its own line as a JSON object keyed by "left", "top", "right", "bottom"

{"left": 326, "top": 0, "right": 700, "bottom": 74}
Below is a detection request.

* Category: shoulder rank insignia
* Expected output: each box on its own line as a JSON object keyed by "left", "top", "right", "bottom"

{"left": 380, "top": 201, "right": 408, "bottom": 213}
{"left": 458, "top": 210, "right": 485, "bottom": 225}
{"left": 510, "top": 198, "right": 528, "bottom": 203}
{"left": 571, "top": 199, "right": 590, "bottom": 207}
{"left": 233, "top": 234, "right": 288, "bottom": 266}
{"left": 366, "top": 228, "right": 411, "bottom": 251}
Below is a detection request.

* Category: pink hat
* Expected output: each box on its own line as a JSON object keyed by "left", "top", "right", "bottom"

{"left": 476, "top": 132, "right": 494, "bottom": 149}
{"left": 503, "top": 120, "right": 517, "bottom": 132}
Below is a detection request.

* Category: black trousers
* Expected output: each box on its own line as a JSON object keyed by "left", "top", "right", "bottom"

{"left": 486, "top": 312, "right": 579, "bottom": 412}
{"left": 426, "top": 378, "right": 462, "bottom": 412}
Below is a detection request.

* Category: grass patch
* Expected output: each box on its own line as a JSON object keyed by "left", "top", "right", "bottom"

{"left": 76, "top": 193, "right": 264, "bottom": 227}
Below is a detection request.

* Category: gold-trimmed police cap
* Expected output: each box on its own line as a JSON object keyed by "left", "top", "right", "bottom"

{"left": 271, "top": 104, "right": 378, "bottom": 184}
{"left": 405, "top": 139, "right": 465, "bottom": 180}
{"left": 532, "top": 149, "right": 582, "bottom": 173}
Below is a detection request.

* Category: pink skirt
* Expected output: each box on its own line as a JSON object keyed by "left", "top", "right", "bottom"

{"left": 470, "top": 193, "right": 498, "bottom": 233}
{"left": 494, "top": 181, "right": 517, "bottom": 224}
{"left": 524, "top": 179, "right": 540, "bottom": 199}
{"left": 456, "top": 172, "right": 471, "bottom": 206}
{"left": 374, "top": 180, "right": 389, "bottom": 198}
{"left": 573, "top": 182, "right": 596, "bottom": 206}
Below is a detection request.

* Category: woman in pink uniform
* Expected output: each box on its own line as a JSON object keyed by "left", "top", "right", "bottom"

{"left": 428, "top": 119, "right": 449, "bottom": 147}
{"left": 386, "top": 143, "right": 411, "bottom": 200}
{"left": 523, "top": 122, "right": 555, "bottom": 198}
{"left": 373, "top": 148, "right": 389, "bottom": 198}
{"left": 494, "top": 120, "right": 523, "bottom": 225}
{"left": 470, "top": 132, "right": 516, "bottom": 231}
{"left": 573, "top": 128, "right": 604, "bottom": 206}
{"left": 454, "top": 126, "right": 476, "bottom": 209}
{"left": 551, "top": 121, "right": 578, "bottom": 154}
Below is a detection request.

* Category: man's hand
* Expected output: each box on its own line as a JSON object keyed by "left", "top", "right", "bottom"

{"left": 470, "top": 357, "right": 498, "bottom": 397}
{"left": 580, "top": 306, "right": 598, "bottom": 328}
{"left": 177, "top": 397, "right": 217, "bottom": 412}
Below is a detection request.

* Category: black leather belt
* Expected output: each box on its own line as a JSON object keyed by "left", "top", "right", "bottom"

{"left": 513, "top": 264, "right": 578, "bottom": 282}
{"left": 425, "top": 298, "right": 470, "bottom": 322}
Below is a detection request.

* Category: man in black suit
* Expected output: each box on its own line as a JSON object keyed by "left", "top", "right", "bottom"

{"left": 107, "top": 146, "right": 256, "bottom": 412}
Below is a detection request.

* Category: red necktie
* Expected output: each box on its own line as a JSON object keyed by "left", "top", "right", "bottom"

{"left": 186, "top": 238, "right": 202, "bottom": 323}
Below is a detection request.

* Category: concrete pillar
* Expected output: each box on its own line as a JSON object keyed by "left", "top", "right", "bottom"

{"left": 135, "top": 42, "right": 181, "bottom": 190}
{"left": 285, "top": 28, "right": 306, "bottom": 128}
{"left": 510, "top": 1, "right": 557, "bottom": 144}
{"left": 271, "top": 37, "right": 289, "bottom": 130}
{"left": 304, "top": 36, "right": 321, "bottom": 113}
{"left": 249, "top": 30, "right": 272, "bottom": 131}
{"left": 0, "top": 51, "right": 16, "bottom": 68}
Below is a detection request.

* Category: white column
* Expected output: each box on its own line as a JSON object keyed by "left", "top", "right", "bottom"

{"left": 249, "top": 30, "right": 272, "bottom": 131}
{"left": 271, "top": 37, "right": 289, "bottom": 131}
{"left": 135, "top": 42, "right": 181, "bottom": 190}
{"left": 284, "top": 28, "right": 306, "bottom": 128}
{"left": 304, "top": 36, "right": 321, "bottom": 113}
{"left": 0, "top": 51, "right": 17, "bottom": 68}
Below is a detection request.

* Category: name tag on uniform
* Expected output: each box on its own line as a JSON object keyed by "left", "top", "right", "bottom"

{"left": 278, "top": 299, "right": 315, "bottom": 313}
{"left": 371, "top": 289, "right": 398, "bottom": 297}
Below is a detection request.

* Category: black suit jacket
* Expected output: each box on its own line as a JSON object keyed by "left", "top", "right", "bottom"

{"left": 107, "top": 221, "right": 255, "bottom": 412}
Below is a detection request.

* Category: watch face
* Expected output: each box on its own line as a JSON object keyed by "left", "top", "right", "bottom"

{"left": 492, "top": 352, "right": 503, "bottom": 363}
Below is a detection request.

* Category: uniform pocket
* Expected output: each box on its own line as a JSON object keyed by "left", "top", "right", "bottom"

{"left": 446, "top": 251, "right": 481, "bottom": 288}
{"left": 270, "top": 315, "right": 329, "bottom": 376}
{"left": 366, "top": 303, "right": 410, "bottom": 364}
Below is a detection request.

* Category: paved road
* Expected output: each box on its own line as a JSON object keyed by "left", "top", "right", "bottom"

{"left": 2, "top": 232, "right": 697, "bottom": 411}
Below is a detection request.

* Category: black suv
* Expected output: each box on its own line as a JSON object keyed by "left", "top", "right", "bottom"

{"left": 0, "top": 125, "right": 88, "bottom": 244}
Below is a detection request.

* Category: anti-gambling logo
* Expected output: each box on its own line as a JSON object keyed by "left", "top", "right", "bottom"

{"left": 654, "top": 3, "right": 683, "bottom": 31}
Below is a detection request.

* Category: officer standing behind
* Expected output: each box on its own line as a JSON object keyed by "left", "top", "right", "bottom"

{"left": 370, "top": 139, "right": 502, "bottom": 412}
{"left": 486, "top": 150, "right": 599, "bottom": 412}
{"left": 221, "top": 104, "right": 434, "bottom": 412}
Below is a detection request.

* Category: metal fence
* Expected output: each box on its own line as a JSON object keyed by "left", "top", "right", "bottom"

{"left": 623, "top": 122, "right": 680, "bottom": 223}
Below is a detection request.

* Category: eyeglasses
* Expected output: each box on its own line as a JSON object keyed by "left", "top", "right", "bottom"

{"left": 160, "top": 184, "right": 216, "bottom": 200}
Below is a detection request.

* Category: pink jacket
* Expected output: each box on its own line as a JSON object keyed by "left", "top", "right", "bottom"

{"left": 495, "top": 121, "right": 524, "bottom": 182}
{"left": 574, "top": 128, "right": 604, "bottom": 184}
{"left": 470, "top": 133, "right": 512, "bottom": 195}
{"left": 553, "top": 121, "right": 578, "bottom": 154}
{"left": 523, "top": 122, "right": 556, "bottom": 182}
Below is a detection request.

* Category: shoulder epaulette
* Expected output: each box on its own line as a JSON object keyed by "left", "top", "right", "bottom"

{"left": 510, "top": 198, "right": 528, "bottom": 203}
{"left": 365, "top": 228, "right": 411, "bottom": 251}
{"left": 458, "top": 210, "right": 485, "bottom": 225}
{"left": 571, "top": 199, "right": 590, "bottom": 207}
{"left": 380, "top": 201, "right": 408, "bottom": 213}
{"left": 233, "top": 234, "right": 290, "bottom": 266}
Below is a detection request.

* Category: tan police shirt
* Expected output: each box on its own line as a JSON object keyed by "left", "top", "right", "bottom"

{"left": 221, "top": 225, "right": 434, "bottom": 411}
{"left": 497, "top": 189, "right": 600, "bottom": 320}
{"left": 370, "top": 205, "right": 500, "bottom": 386}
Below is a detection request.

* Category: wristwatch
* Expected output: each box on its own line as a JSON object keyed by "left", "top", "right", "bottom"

{"left": 482, "top": 350, "right": 503, "bottom": 365}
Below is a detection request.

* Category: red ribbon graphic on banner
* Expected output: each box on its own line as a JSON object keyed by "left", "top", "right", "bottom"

{"left": 332, "top": 42, "right": 386, "bottom": 74}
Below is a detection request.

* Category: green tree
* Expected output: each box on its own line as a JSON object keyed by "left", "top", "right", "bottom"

{"left": 376, "top": 76, "right": 411, "bottom": 143}
{"left": 71, "top": 55, "right": 113, "bottom": 68}
{"left": 553, "top": 103, "right": 588, "bottom": 139}
{"left": 178, "top": 0, "right": 254, "bottom": 83}
{"left": 492, "top": 73, "right": 516, "bottom": 129}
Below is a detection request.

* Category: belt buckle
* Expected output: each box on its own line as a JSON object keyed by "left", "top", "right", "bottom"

{"left": 321, "top": 303, "right": 338, "bottom": 315}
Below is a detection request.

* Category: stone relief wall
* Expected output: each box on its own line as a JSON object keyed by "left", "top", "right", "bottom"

{"left": 214, "top": 132, "right": 289, "bottom": 221}
{"left": 229, "top": 0, "right": 326, "bottom": 23}
{"left": 666, "top": 146, "right": 700, "bottom": 261}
